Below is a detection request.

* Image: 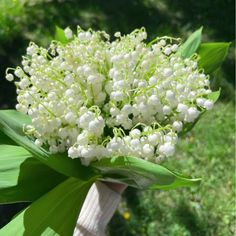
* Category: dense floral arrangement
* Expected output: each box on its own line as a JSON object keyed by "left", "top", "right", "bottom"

{"left": 0, "top": 25, "right": 229, "bottom": 235}
{"left": 6, "top": 27, "right": 214, "bottom": 165}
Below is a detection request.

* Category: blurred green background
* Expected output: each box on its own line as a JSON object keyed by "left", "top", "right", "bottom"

{"left": 0, "top": 0, "right": 235, "bottom": 235}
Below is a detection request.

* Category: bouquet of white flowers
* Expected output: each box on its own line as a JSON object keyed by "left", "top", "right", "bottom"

{"left": 0, "top": 26, "right": 229, "bottom": 235}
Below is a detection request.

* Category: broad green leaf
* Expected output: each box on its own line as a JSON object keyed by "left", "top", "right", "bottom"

{"left": 0, "top": 110, "right": 200, "bottom": 190}
{"left": 55, "top": 26, "right": 69, "bottom": 44}
{"left": 0, "top": 177, "right": 97, "bottom": 236}
{"left": 207, "top": 89, "right": 221, "bottom": 102}
{"left": 0, "top": 110, "right": 97, "bottom": 181}
{"left": 92, "top": 156, "right": 201, "bottom": 190}
{"left": 177, "top": 27, "right": 202, "bottom": 58}
{"left": 0, "top": 144, "right": 66, "bottom": 204}
{"left": 197, "top": 42, "right": 230, "bottom": 74}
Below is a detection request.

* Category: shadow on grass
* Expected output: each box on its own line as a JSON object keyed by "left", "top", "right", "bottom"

{"left": 174, "top": 201, "right": 208, "bottom": 236}
{"left": 109, "top": 189, "right": 216, "bottom": 236}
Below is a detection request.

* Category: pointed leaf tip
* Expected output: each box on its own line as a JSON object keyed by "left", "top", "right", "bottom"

{"left": 197, "top": 42, "right": 231, "bottom": 74}
{"left": 177, "top": 27, "right": 203, "bottom": 58}
{"left": 55, "top": 26, "right": 69, "bottom": 44}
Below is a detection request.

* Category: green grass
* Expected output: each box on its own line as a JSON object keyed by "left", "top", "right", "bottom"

{"left": 109, "top": 102, "right": 235, "bottom": 236}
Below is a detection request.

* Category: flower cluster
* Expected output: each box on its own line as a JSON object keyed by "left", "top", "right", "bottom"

{"left": 6, "top": 26, "right": 214, "bottom": 165}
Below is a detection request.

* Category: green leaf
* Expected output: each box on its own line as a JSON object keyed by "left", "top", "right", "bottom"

{"left": 0, "top": 110, "right": 97, "bottom": 181}
{"left": 0, "top": 144, "right": 66, "bottom": 204}
{"left": 0, "top": 110, "right": 200, "bottom": 190}
{"left": 54, "top": 26, "right": 69, "bottom": 44}
{"left": 92, "top": 156, "right": 201, "bottom": 190}
{"left": 197, "top": 42, "right": 231, "bottom": 74}
{"left": 207, "top": 89, "right": 221, "bottom": 102}
{"left": 0, "top": 177, "right": 97, "bottom": 236}
{"left": 177, "top": 27, "right": 203, "bottom": 58}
